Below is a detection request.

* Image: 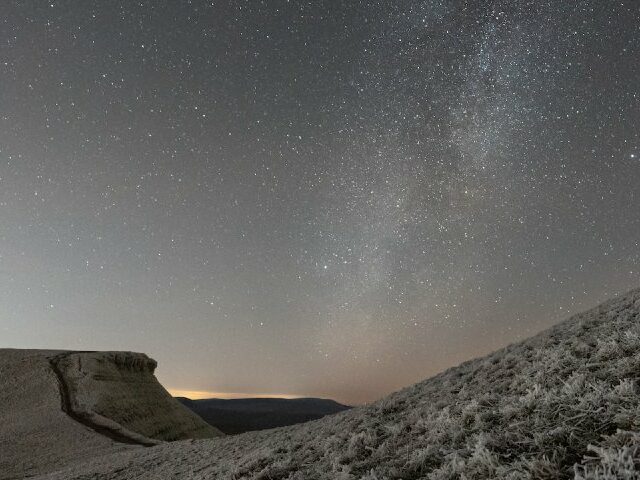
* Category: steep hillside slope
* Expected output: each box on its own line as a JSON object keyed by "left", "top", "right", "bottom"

{"left": 38, "top": 287, "right": 640, "bottom": 479}
{"left": 177, "top": 397, "right": 351, "bottom": 434}
{"left": 0, "top": 350, "right": 221, "bottom": 479}
{"left": 0, "top": 349, "right": 132, "bottom": 479}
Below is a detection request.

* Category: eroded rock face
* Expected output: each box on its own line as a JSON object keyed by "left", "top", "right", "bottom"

{"left": 52, "top": 351, "right": 222, "bottom": 442}
{"left": 0, "top": 349, "right": 222, "bottom": 479}
{"left": 0, "top": 349, "right": 131, "bottom": 479}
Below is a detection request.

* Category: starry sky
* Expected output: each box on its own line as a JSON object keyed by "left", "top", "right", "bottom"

{"left": 1, "top": 1, "right": 639, "bottom": 405}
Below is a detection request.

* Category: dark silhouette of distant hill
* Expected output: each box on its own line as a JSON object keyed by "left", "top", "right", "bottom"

{"left": 176, "top": 397, "right": 351, "bottom": 434}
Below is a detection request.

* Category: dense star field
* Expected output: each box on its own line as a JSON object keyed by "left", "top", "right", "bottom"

{"left": 0, "top": 1, "right": 638, "bottom": 404}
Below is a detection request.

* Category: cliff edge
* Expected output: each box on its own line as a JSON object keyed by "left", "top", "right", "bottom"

{"left": 0, "top": 349, "right": 221, "bottom": 479}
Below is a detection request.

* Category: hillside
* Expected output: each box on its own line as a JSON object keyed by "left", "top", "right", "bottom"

{"left": 0, "top": 350, "right": 221, "bottom": 479}
{"left": 33, "top": 287, "right": 640, "bottom": 479}
{"left": 177, "top": 397, "right": 351, "bottom": 434}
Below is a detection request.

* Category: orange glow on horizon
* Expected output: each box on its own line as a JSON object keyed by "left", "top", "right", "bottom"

{"left": 168, "top": 389, "right": 304, "bottom": 400}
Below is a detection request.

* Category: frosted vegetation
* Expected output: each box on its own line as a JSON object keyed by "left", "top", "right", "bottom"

{"left": 45, "top": 288, "right": 640, "bottom": 479}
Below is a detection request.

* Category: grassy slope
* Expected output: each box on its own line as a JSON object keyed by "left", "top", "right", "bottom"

{"left": 43, "top": 287, "right": 640, "bottom": 479}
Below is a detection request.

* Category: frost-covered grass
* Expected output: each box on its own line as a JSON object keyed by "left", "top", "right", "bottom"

{"left": 44, "top": 288, "right": 640, "bottom": 480}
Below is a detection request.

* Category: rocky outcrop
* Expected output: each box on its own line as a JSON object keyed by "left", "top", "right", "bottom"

{"left": 51, "top": 351, "right": 221, "bottom": 443}
{"left": 0, "top": 349, "right": 221, "bottom": 479}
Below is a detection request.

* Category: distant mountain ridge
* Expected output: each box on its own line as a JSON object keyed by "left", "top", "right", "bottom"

{"left": 176, "top": 396, "right": 351, "bottom": 434}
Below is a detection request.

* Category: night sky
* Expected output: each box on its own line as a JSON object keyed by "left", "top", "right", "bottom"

{"left": 1, "top": 1, "right": 638, "bottom": 405}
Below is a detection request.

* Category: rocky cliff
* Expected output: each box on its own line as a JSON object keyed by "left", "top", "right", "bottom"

{"left": 0, "top": 349, "right": 221, "bottom": 479}
{"left": 51, "top": 351, "right": 221, "bottom": 443}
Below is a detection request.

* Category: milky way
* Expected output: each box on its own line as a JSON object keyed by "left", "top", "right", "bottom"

{"left": 1, "top": 1, "right": 639, "bottom": 403}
